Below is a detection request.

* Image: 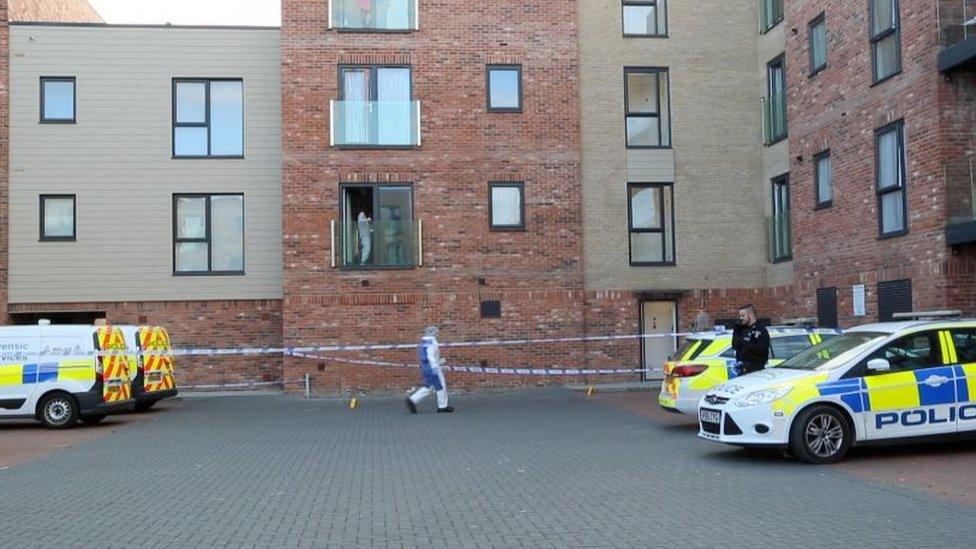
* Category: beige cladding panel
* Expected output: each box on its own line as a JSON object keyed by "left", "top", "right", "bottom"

{"left": 579, "top": 0, "right": 768, "bottom": 291}
{"left": 9, "top": 26, "right": 283, "bottom": 303}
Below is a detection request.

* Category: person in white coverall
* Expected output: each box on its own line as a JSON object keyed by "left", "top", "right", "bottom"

{"left": 405, "top": 326, "right": 454, "bottom": 413}
{"left": 357, "top": 211, "right": 372, "bottom": 265}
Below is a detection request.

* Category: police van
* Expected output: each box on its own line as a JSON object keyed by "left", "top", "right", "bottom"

{"left": 119, "top": 325, "right": 178, "bottom": 412}
{"left": 697, "top": 316, "right": 976, "bottom": 463}
{"left": 0, "top": 323, "right": 134, "bottom": 428}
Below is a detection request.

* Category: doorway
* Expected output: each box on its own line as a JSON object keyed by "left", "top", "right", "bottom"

{"left": 640, "top": 300, "right": 677, "bottom": 381}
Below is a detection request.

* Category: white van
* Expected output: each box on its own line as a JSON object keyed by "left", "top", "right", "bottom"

{"left": 0, "top": 324, "right": 134, "bottom": 428}
{"left": 118, "top": 325, "right": 178, "bottom": 412}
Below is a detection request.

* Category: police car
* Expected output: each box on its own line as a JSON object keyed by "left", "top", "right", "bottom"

{"left": 660, "top": 327, "right": 839, "bottom": 414}
{"left": 697, "top": 316, "right": 976, "bottom": 463}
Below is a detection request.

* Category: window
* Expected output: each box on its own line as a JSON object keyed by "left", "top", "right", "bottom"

{"left": 40, "top": 77, "right": 75, "bottom": 123}
{"left": 487, "top": 65, "right": 522, "bottom": 112}
{"left": 172, "top": 79, "right": 244, "bottom": 158}
{"left": 877, "top": 279, "right": 912, "bottom": 322}
{"left": 759, "top": 0, "right": 784, "bottom": 33}
{"left": 817, "top": 287, "right": 839, "bottom": 328}
{"left": 862, "top": 331, "right": 940, "bottom": 374}
{"left": 40, "top": 195, "right": 76, "bottom": 241}
{"left": 770, "top": 175, "right": 791, "bottom": 262}
{"left": 764, "top": 55, "right": 787, "bottom": 145}
{"left": 771, "top": 336, "right": 814, "bottom": 360}
{"left": 950, "top": 329, "right": 976, "bottom": 363}
{"left": 875, "top": 121, "right": 907, "bottom": 237}
{"left": 173, "top": 194, "right": 244, "bottom": 275}
{"left": 624, "top": 68, "right": 671, "bottom": 148}
{"left": 330, "top": 0, "right": 417, "bottom": 31}
{"left": 489, "top": 182, "right": 525, "bottom": 230}
{"left": 341, "top": 184, "right": 415, "bottom": 268}
{"left": 480, "top": 300, "right": 502, "bottom": 319}
{"left": 628, "top": 183, "right": 675, "bottom": 265}
{"left": 336, "top": 65, "right": 415, "bottom": 147}
{"left": 814, "top": 150, "right": 833, "bottom": 208}
{"left": 809, "top": 13, "right": 827, "bottom": 75}
{"left": 622, "top": 0, "right": 667, "bottom": 37}
{"left": 870, "top": 0, "right": 901, "bottom": 83}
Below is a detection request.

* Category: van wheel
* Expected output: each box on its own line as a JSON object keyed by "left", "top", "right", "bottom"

{"left": 789, "top": 405, "right": 852, "bottom": 464}
{"left": 38, "top": 393, "right": 79, "bottom": 429}
{"left": 135, "top": 401, "right": 156, "bottom": 412}
{"left": 81, "top": 415, "right": 106, "bottom": 425}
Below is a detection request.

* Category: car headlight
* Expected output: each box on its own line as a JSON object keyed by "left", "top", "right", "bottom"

{"left": 735, "top": 386, "right": 792, "bottom": 407}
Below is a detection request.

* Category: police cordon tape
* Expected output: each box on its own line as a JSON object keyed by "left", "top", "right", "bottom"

{"left": 287, "top": 352, "right": 657, "bottom": 376}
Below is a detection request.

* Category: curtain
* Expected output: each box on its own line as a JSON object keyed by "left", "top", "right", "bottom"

{"left": 377, "top": 68, "right": 412, "bottom": 145}
{"left": 342, "top": 70, "right": 370, "bottom": 144}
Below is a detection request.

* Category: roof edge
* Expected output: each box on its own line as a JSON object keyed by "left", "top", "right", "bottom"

{"left": 10, "top": 21, "right": 281, "bottom": 31}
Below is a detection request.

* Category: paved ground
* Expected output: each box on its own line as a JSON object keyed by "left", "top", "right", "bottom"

{"left": 1, "top": 390, "right": 976, "bottom": 548}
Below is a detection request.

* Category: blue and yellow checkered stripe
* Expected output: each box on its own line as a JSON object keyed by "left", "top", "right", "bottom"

{"left": 0, "top": 360, "right": 95, "bottom": 387}
{"left": 816, "top": 365, "right": 972, "bottom": 413}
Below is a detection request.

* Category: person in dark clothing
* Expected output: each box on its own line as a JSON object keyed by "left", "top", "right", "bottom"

{"left": 731, "top": 304, "right": 770, "bottom": 375}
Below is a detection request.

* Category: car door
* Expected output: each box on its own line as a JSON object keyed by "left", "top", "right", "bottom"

{"left": 857, "top": 330, "right": 957, "bottom": 440}
{"left": 945, "top": 328, "right": 976, "bottom": 433}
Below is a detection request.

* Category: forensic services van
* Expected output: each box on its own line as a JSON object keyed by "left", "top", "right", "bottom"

{"left": 0, "top": 323, "right": 134, "bottom": 428}
{"left": 698, "top": 318, "right": 976, "bottom": 463}
{"left": 119, "top": 325, "right": 178, "bottom": 412}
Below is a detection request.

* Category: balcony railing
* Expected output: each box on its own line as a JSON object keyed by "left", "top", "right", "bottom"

{"left": 938, "top": 0, "right": 976, "bottom": 71}
{"left": 767, "top": 213, "right": 792, "bottom": 263}
{"left": 330, "top": 100, "right": 421, "bottom": 147}
{"left": 763, "top": 93, "right": 787, "bottom": 145}
{"left": 336, "top": 218, "right": 421, "bottom": 269}
{"left": 329, "top": 0, "right": 418, "bottom": 31}
{"left": 945, "top": 154, "right": 976, "bottom": 244}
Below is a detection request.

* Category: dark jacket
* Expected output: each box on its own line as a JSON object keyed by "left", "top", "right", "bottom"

{"left": 732, "top": 323, "right": 770, "bottom": 373}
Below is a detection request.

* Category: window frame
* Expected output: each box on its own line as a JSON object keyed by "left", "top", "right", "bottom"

{"left": 336, "top": 64, "right": 415, "bottom": 150}
{"left": 172, "top": 193, "right": 245, "bottom": 276}
{"left": 488, "top": 182, "right": 526, "bottom": 231}
{"left": 39, "top": 194, "right": 77, "bottom": 242}
{"left": 869, "top": 0, "right": 902, "bottom": 85}
{"left": 486, "top": 64, "right": 523, "bottom": 113}
{"left": 339, "top": 182, "right": 416, "bottom": 270}
{"left": 624, "top": 67, "right": 672, "bottom": 150}
{"left": 40, "top": 76, "right": 76, "bottom": 124}
{"left": 171, "top": 78, "right": 245, "bottom": 160}
{"left": 627, "top": 182, "right": 676, "bottom": 267}
{"left": 759, "top": 0, "right": 784, "bottom": 34}
{"left": 875, "top": 120, "right": 908, "bottom": 239}
{"left": 621, "top": 0, "right": 668, "bottom": 38}
{"left": 858, "top": 330, "right": 942, "bottom": 376}
{"left": 765, "top": 54, "right": 788, "bottom": 146}
{"left": 771, "top": 174, "right": 792, "bottom": 263}
{"left": 813, "top": 149, "right": 833, "bottom": 210}
{"left": 808, "top": 12, "right": 828, "bottom": 76}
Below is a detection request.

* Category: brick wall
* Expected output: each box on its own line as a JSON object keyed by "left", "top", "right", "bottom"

{"left": 10, "top": 299, "right": 283, "bottom": 386}
{"left": 281, "top": 0, "right": 586, "bottom": 392}
{"left": 9, "top": 0, "right": 102, "bottom": 23}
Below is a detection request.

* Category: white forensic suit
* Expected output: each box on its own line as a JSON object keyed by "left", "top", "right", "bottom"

{"left": 409, "top": 335, "right": 449, "bottom": 409}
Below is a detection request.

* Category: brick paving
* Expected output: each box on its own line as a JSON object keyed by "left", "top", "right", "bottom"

{"left": 1, "top": 390, "right": 975, "bottom": 548}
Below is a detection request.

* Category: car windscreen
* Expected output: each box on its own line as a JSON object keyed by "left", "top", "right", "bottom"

{"left": 777, "top": 332, "right": 887, "bottom": 371}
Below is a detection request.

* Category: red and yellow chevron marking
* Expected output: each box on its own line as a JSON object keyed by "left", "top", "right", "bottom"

{"left": 139, "top": 326, "right": 177, "bottom": 393}
{"left": 97, "top": 326, "right": 133, "bottom": 403}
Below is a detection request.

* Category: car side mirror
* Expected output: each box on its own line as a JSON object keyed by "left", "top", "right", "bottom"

{"left": 867, "top": 358, "right": 891, "bottom": 373}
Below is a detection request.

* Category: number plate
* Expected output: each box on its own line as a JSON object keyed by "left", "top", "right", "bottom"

{"left": 699, "top": 409, "right": 721, "bottom": 424}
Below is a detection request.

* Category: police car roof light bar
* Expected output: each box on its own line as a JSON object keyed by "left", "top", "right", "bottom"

{"left": 891, "top": 310, "right": 964, "bottom": 320}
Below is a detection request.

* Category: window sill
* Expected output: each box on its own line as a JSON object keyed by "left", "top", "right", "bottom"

{"left": 487, "top": 108, "right": 523, "bottom": 114}
{"left": 878, "top": 229, "right": 909, "bottom": 240}
{"left": 622, "top": 33, "right": 669, "bottom": 39}
{"left": 172, "top": 155, "right": 246, "bottom": 160}
{"left": 770, "top": 256, "right": 793, "bottom": 264}
{"left": 626, "top": 145, "right": 673, "bottom": 150}
{"left": 339, "top": 265, "right": 418, "bottom": 271}
{"left": 489, "top": 226, "right": 526, "bottom": 232}
{"left": 39, "top": 237, "right": 76, "bottom": 242}
{"left": 40, "top": 119, "right": 76, "bottom": 124}
{"left": 334, "top": 145, "right": 419, "bottom": 151}
{"left": 764, "top": 134, "right": 788, "bottom": 147}
{"left": 173, "top": 271, "right": 246, "bottom": 276}
{"left": 760, "top": 19, "right": 784, "bottom": 35}
{"left": 808, "top": 64, "right": 827, "bottom": 78}
{"left": 814, "top": 200, "right": 833, "bottom": 211}
{"left": 334, "top": 27, "right": 416, "bottom": 34}
{"left": 871, "top": 69, "right": 902, "bottom": 88}
{"left": 630, "top": 261, "right": 677, "bottom": 267}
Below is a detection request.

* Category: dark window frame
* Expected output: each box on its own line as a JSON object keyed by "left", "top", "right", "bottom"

{"left": 336, "top": 64, "right": 415, "bottom": 150}
{"left": 172, "top": 193, "right": 246, "bottom": 276}
{"left": 621, "top": 0, "right": 668, "bottom": 38}
{"left": 488, "top": 181, "right": 526, "bottom": 231}
{"left": 765, "top": 54, "right": 788, "bottom": 146}
{"left": 39, "top": 194, "right": 77, "bottom": 242}
{"left": 771, "top": 173, "right": 792, "bottom": 263}
{"left": 869, "top": 0, "right": 902, "bottom": 85}
{"left": 875, "top": 120, "right": 908, "bottom": 239}
{"left": 624, "top": 66, "right": 672, "bottom": 150}
{"left": 627, "top": 182, "right": 676, "bottom": 267}
{"left": 171, "top": 78, "right": 245, "bottom": 159}
{"left": 854, "top": 329, "right": 941, "bottom": 377}
{"left": 813, "top": 149, "right": 833, "bottom": 210}
{"left": 486, "top": 64, "right": 523, "bottom": 113}
{"left": 808, "top": 12, "right": 827, "bottom": 76}
{"left": 338, "top": 182, "right": 417, "bottom": 271}
{"left": 40, "top": 76, "right": 76, "bottom": 124}
{"left": 816, "top": 287, "right": 839, "bottom": 329}
{"left": 759, "top": 0, "right": 784, "bottom": 34}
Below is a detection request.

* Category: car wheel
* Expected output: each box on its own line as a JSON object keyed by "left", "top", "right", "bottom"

{"left": 789, "top": 405, "right": 852, "bottom": 464}
{"left": 135, "top": 400, "right": 156, "bottom": 413}
{"left": 80, "top": 414, "right": 106, "bottom": 425}
{"left": 38, "top": 392, "right": 80, "bottom": 429}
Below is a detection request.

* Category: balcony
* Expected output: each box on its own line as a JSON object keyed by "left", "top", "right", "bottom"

{"left": 767, "top": 213, "right": 792, "bottom": 263}
{"left": 329, "top": 0, "right": 418, "bottom": 31}
{"left": 938, "top": 0, "right": 976, "bottom": 72}
{"left": 945, "top": 154, "right": 976, "bottom": 244}
{"left": 334, "top": 218, "right": 422, "bottom": 269}
{"left": 763, "top": 93, "right": 787, "bottom": 145}
{"left": 330, "top": 100, "right": 421, "bottom": 148}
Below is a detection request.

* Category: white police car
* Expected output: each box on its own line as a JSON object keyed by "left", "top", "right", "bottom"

{"left": 697, "top": 318, "right": 976, "bottom": 463}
